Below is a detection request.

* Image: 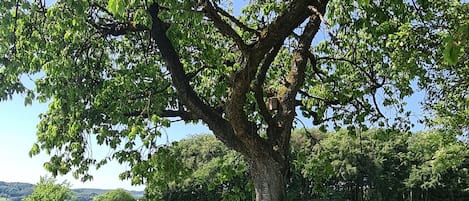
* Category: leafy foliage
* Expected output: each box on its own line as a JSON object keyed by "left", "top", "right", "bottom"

{"left": 150, "top": 131, "right": 469, "bottom": 201}
{"left": 22, "top": 177, "right": 75, "bottom": 201}
{"left": 0, "top": 181, "right": 142, "bottom": 201}
{"left": 141, "top": 135, "right": 252, "bottom": 201}
{"left": 406, "top": 131, "right": 469, "bottom": 200}
{"left": 410, "top": 1, "right": 469, "bottom": 135}
{"left": 92, "top": 189, "right": 136, "bottom": 201}
{"left": 301, "top": 129, "right": 469, "bottom": 201}
{"left": 1, "top": 0, "right": 468, "bottom": 199}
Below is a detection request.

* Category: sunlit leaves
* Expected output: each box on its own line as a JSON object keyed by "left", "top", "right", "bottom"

{"left": 0, "top": 0, "right": 176, "bottom": 182}
{"left": 133, "top": 8, "right": 153, "bottom": 28}
{"left": 93, "top": 189, "right": 136, "bottom": 201}
{"left": 419, "top": 1, "right": 469, "bottom": 134}
{"left": 313, "top": 0, "right": 467, "bottom": 132}
{"left": 29, "top": 143, "right": 40, "bottom": 157}
{"left": 443, "top": 36, "right": 461, "bottom": 65}
{"left": 108, "top": 0, "right": 128, "bottom": 17}
{"left": 357, "top": 0, "right": 371, "bottom": 6}
{"left": 23, "top": 177, "right": 75, "bottom": 201}
{"left": 142, "top": 135, "right": 252, "bottom": 200}
{"left": 406, "top": 131, "right": 469, "bottom": 192}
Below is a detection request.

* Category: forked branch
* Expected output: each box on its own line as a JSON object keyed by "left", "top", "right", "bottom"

{"left": 200, "top": 0, "right": 248, "bottom": 53}
{"left": 147, "top": 2, "right": 246, "bottom": 151}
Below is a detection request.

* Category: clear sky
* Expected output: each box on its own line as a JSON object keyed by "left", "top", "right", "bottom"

{"left": 0, "top": 0, "right": 428, "bottom": 192}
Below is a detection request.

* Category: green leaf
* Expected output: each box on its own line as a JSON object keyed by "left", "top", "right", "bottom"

{"left": 319, "top": 125, "right": 327, "bottom": 133}
{"left": 64, "top": 30, "right": 72, "bottom": 40}
{"left": 108, "top": 0, "right": 126, "bottom": 16}
{"left": 134, "top": 8, "right": 153, "bottom": 28}
{"left": 23, "top": 98, "right": 31, "bottom": 107}
{"left": 443, "top": 37, "right": 461, "bottom": 65}
{"left": 71, "top": 18, "right": 78, "bottom": 26}
{"left": 129, "top": 126, "right": 138, "bottom": 140}
{"left": 108, "top": 0, "right": 117, "bottom": 14}
{"left": 29, "top": 143, "right": 40, "bottom": 157}
{"left": 358, "top": 0, "right": 371, "bottom": 6}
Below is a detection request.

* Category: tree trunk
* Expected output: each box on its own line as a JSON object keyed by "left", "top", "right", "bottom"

{"left": 250, "top": 156, "right": 288, "bottom": 201}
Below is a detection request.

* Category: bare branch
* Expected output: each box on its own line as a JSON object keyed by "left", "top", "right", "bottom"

{"left": 275, "top": 3, "right": 327, "bottom": 147}
{"left": 213, "top": 3, "right": 259, "bottom": 36}
{"left": 298, "top": 90, "right": 342, "bottom": 106}
{"left": 371, "top": 90, "right": 385, "bottom": 119}
{"left": 125, "top": 109, "right": 198, "bottom": 121}
{"left": 318, "top": 56, "right": 386, "bottom": 90}
{"left": 318, "top": 56, "right": 373, "bottom": 79}
{"left": 256, "top": 0, "right": 328, "bottom": 51}
{"left": 200, "top": 0, "right": 248, "bottom": 53}
{"left": 317, "top": 56, "right": 358, "bottom": 64}
{"left": 280, "top": 14, "right": 324, "bottom": 105}
{"left": 253, "top": 44, "right": 282, "bottom": 127}
{"left": 147, "top": 2, "right": 248, "bottom": 152}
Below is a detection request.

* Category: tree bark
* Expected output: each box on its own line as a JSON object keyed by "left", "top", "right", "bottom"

{"left": 250, "top": 155, "right": 288, "bottom": 201}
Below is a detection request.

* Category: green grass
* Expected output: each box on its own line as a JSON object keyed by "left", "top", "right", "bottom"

{"left": 0, "top": 197, "right": 10, "bottom": 201}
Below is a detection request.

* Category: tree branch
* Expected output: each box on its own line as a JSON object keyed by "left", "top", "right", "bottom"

{"left": 200, "top": 0, "right": 248, "bottom": 53}
{"left": 306, "top": 51, "right": 326, "bottom": 81}
{"left": 89, "top": 1, "right": 115, "bottom": 17}
{"left": 222, "top": 1, "right": 329, "bottom": 160}
{"left": 276, "top": 2, "right": 327, "bottom": 146}
{"left": 213, "top": 2, "right": 259, "bottom": 36}
{"left": 255, "top": 0, "right": 328, "bottom": 52}
{"left": 125, "top": 109, "right": 198, "bottom": 121}
{"left": 254, "top": 44, "right": 282, "bottom": 128}
{"left": 317, "top": 56, "right": 386, "bottom": 90}
{"left": 371, "top": 90, "right": 385, "bottom": 119}
{"left": 298, "top": 90, "right": 341, "bottom": 106}
{"left": 147, "top": 3, "right": 246, "bottom": 152}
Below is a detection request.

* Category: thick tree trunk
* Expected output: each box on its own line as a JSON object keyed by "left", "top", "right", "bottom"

{"left": 250, "top": 156, "right": 288, "bottom": 201}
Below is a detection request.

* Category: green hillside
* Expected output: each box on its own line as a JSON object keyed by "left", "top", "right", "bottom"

{"left": 0, "top": 181, "right": 143, "bottom": 201}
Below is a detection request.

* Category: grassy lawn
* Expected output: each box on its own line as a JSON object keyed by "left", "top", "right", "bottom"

{"left": 0, "top": 197, "right": 10, "bottom": 201}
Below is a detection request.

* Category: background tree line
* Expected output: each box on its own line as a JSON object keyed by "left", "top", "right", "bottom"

{"left": 0, "top": 180, "right": 141, "bottom": 201}
{"left": 140, "top": 129, "right": 469, "bottom": 201}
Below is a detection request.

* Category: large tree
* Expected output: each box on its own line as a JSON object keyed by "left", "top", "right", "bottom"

{"left": 0, "top": 0, "right": 467, "bottom": 200}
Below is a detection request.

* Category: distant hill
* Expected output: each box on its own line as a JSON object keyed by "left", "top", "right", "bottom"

{"left": 72, "top": 188, "right": 144, "bottom": 201}
{"left": 0, "top": 181, "right": 143, "bottom": 201}
{"left": 0, "top": 181, "right": 33, "bottom": 201}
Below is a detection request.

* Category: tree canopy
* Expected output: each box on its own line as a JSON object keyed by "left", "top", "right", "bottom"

{"left": 22, "top": 177, "right": 74, "bottom": 201}
{"left": 0, "top": 0, "right": 467, "bottom": 200}
{"left": 92, "top": 189, "right": 136, "bottom": 201}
